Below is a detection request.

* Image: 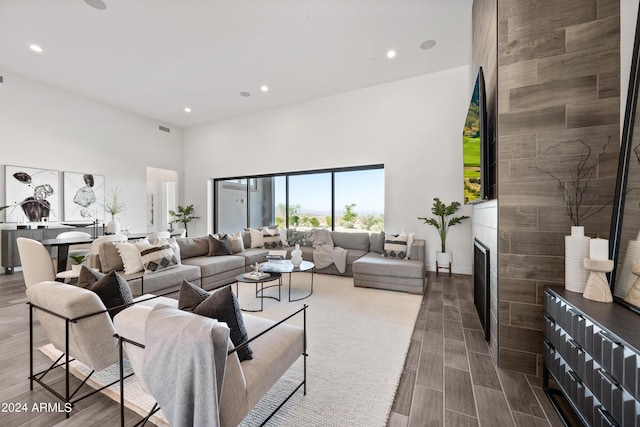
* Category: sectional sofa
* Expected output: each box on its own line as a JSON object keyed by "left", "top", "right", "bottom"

{"left": 92, "top": 230, "right": 427, "bottom": 297}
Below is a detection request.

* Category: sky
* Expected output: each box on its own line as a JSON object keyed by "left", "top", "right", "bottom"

{"left": 275, "top": 169, "right": 384, "bottom": 215}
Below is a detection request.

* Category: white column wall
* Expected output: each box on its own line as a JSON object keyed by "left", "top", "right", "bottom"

{"left": 184, "top": 66, "right": 474, "bottom": 274}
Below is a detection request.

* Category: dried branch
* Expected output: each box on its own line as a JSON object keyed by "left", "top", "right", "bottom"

{"left": 536, "top": 138, "right": 611, "bottom": 227}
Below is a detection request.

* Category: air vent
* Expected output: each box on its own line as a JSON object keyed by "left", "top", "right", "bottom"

{"left": 158, "top": 125, "right": 170, "bottom": 133}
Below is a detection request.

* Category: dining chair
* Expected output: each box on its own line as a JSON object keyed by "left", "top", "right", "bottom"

{"left": 56, "top": 231, "right": 92, "bottom": 270}
{"left": 16, "top": 237, "right": 56, "bottom": 288}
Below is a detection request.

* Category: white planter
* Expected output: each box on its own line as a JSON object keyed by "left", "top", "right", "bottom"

{"left": 71, "top": 264, "right": 82, "bottom": 274}
{"left": 106, "top": 218, "right": 121, "bottom": 235}
{"left": 565, "top": 226, "right": 591, "bottom": 293}
{"left": 436, "top": 251, "right": 452, "bottom": 265}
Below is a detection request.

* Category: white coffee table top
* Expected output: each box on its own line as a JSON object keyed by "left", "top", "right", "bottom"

{"left": 260, "top": 260, "right": 314, "bottom": 273}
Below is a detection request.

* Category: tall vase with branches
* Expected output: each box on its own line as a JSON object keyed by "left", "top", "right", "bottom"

{"left": 104, "top": 187, "right": 126, "bottom": 234}
{"left": 537, "top": 138, "right": 612, "bottom": 293}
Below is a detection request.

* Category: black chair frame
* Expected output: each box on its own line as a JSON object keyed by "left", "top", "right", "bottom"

{"left": 27, "top": 294, "right": 164, "bottom": 418}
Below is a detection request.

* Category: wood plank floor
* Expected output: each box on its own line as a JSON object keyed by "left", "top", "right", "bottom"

{"left": 387, "top": 272, "right": 565, "bottom": 427}
{"left": 0, "top": 271, "right": 565, "bottom": 426}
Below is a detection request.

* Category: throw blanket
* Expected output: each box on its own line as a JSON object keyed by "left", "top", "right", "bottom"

{"left": 307, "top": 228, "right": 348, "bottom": 273}
{"left": 142, "top": 304, "right": 230, "bottom": 427}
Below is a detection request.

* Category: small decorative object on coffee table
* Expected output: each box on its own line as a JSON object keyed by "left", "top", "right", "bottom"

{"left": 291, "top": 244, "right": 303, "bottom": 267}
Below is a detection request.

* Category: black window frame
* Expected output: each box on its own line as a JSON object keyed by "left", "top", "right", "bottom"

{"left": 213, "top": 164, "right": 384, "bottom": 233}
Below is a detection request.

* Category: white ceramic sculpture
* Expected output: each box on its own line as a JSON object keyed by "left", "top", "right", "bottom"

{"left": 291, "top": 244, "right": 303, "bottom": 268}
{"left": 624, "top": 261, "right": 640, "bottom": 307}
{"left": 582, "top": 258, "right": 614, "bottom": 303}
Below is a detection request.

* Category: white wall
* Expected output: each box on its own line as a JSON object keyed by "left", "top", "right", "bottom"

{"left": 0, "top": 71, "right": 184, "bottom": 233}
{"left": 184, "top": 66, "right": 474, "bottom": 274}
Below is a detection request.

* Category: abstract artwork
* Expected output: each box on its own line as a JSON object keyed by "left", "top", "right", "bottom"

{"left": 4, "top": 165, "right": 60, "bottom": 222}
{"left": 63, "top": 172, "right": 105, "bottom": 222}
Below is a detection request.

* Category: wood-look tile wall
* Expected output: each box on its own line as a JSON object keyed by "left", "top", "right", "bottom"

{"left": 472, "top": 0, "right": 499, "bottom": 362}
{"left": 496, "top": 0, "right": 620, "bottom": 375}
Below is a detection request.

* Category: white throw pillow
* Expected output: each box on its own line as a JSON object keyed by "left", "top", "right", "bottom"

{"left": 248, "top": 228, "right": 264, "bottom": 248}
{"left": 116, "top": 238, "right": 148, "bottom": 275}
{"left": 278, "top": 228, "right": 289, "bottom": 246}
{"left": 228, "top": 232, "right": 245, "bottom": 253}
{"left": 406, "top": 233, "right": 415, "bottom": 259}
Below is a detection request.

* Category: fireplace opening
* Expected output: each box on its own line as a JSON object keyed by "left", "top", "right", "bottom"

{"left": 474, "top": 238, "right": 490, "bottom": 342}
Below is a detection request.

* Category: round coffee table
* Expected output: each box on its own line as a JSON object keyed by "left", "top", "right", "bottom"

{"left": 235, "top": 272, "right": 281, "bottom": 312}
{"left": 259, "top": 260, "right": 315, "bottom": 302}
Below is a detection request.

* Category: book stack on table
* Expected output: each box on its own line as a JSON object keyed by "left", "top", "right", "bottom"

{"left": 243, "top": 271, "right": 270, "bottom": 280}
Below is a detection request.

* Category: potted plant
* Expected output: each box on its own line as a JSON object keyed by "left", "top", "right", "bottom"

{"left": 69, "top": 254, "right": 87, "bottom": 274}
{"left": 418, "top": 198, "right": 469, "bottom": 272}
{"left": 105, "top": 187, "right": 126, "bottom": 234}
{"left": 169, "top": 204, "right": 200, "bottom": 237}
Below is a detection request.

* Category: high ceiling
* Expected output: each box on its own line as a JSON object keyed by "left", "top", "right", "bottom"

{"left": 0, "top": 0, "right": 472, "bottom": 129}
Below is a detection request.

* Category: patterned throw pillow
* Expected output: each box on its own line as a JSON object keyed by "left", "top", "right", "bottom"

{"left": 262, "top": 228, "right": 283, "bottom": 249}
{"left": 138, "top": 243, "right": 179, "bottom": 274}
{"left": 178, "top": 280, "right": 253, "bottom": 361}
{"left": 383, "top": 233, "right": 409, "bottom": 259}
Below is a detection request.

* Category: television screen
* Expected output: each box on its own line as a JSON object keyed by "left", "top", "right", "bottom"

{"left": 463, "top": 68, "right": 487, "bottom": 203}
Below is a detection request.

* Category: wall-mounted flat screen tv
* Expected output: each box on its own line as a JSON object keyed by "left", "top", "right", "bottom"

{"left": 463, "top": 67, "right": 488, "bottom": 203}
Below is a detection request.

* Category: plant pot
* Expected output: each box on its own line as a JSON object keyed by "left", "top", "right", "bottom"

{"left": 565, "top": 226, "right": 590, "bottom": 293}
{"left": 436, "top": 251, "right": 452, "bottom": 276}
{"left": 436, "top": 251, "right": 452, "bottom": 265}
{"left": 71, "top": 264, "right": 82, "bottom": 274}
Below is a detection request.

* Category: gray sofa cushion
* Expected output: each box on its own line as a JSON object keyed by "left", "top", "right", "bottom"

{"left": 331, "top": 231, "right": 370, "bottom": 251}
{"left": 176, "top": 236, "right": 209, "bottom": 259}
{"left": 369, "top": 231, "right": 385, "bottom": 254}
{"left": 124, "top": 264, "right": 201, "bottom": 296}
{"left": 236, "top": 248, "right": 269, "bottom": 266}
{"left": 353, "top": 252, "right": 424, "bottom": 279}
{"left": 83, "top": 270, "right": 134, "bottom": 318}
{"left": 182, "top": 255, "right": 245, "bottom": 277}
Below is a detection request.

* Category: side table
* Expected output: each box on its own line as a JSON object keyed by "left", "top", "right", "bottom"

{"left": 235, "top": 272, "right": 282, "bottom": 312}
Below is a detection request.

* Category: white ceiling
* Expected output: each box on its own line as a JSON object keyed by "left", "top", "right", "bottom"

{"left": 0, "top": 0, "right": 472, "bottom": 129}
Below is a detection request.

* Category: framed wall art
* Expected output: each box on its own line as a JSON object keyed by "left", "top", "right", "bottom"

{"left": 4, "top": 165, "right": 60, "bottom": 222}
{"left": 63, "top": 171, "right": 105, "bottom": 222}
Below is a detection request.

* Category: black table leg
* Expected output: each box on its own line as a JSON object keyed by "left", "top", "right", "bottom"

{"left": 57, "top": 245, "right": 69, "bottom": 273}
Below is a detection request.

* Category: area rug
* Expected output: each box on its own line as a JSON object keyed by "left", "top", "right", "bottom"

{"left": 40, "top": 273, "right": 422, "bottom": 426}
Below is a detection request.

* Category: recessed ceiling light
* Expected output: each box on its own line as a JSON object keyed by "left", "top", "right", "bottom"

{"left": 184, "top": 107, "right": 191, "bottom": 113}
{"left": 420, "top": 40, "right": 437, "bottom": 50}
{"left": 386, "top": 50, "right": 396, "bottom": 59}
{"left": 85, "top": 0, "right": 107, "bottom": 10}
{"left": 240, "top": 91, "right": 251, "bottom": 97}
{"left": 29, "top": 44, "right": 43, "bottom": 53}
{"left": 260, "top": 85, "right": 269, "bottom": 93}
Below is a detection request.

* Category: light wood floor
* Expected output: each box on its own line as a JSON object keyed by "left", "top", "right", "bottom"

{"left": 387, "top": 272, "right": 565, "bottom": 427}
{"left": 0, "top": 271, "right": 565, "bottom": 426}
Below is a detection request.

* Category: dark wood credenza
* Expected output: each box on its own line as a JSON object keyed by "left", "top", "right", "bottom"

{"left": 544, "top": 287, "right": 640, "bottom": 426}
{"left": 1, "top": 226, "right": 103, "bottom": 273}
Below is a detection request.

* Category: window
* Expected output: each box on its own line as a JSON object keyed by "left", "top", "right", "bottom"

{"left": 289, "top": 173, "right": 331, "bottom": 230}
{"left": 334, "top": 169, "right": 384, "bottom": 231}
{"left": 214, "top": 165, "right": 384, "bottom": 232}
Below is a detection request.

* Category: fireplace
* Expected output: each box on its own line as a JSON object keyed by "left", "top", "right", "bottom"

{"left": 473, "top": 238, "right": 490, "bottom": 341}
